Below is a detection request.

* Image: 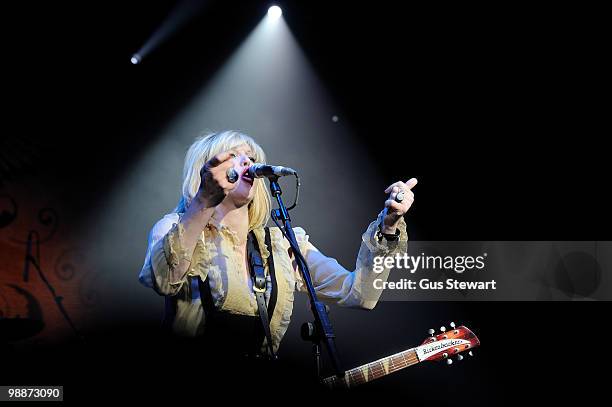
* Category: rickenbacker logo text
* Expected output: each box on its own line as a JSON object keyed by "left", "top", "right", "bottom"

{"left": 422, "top": 339, "right": 464, "bottom": 354}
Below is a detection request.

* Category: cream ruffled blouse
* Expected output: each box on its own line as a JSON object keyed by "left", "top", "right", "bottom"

{"left": 139, "top": 211, "right": 407, "bottom": 352}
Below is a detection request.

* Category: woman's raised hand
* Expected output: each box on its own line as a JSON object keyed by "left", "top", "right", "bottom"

{"left": 382, "top": 178, "right": 417, "bottom": 233}
{"left": 196, "top": 152, "right": 237, "bottom": 208}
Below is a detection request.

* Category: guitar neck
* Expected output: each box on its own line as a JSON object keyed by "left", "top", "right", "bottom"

{"left": 323, "top": 348, "right": 420, "bottom": 389}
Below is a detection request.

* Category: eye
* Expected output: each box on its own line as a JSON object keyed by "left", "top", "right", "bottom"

{"left": 229, "top": 152, "right": 237, "bottom": 159}
{"left": 249, "top": 156, "right": 257, "bottom": 163}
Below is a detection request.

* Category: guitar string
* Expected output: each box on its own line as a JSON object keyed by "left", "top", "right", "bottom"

{"left": 333, "top": 335, "right": 473, "bottom": 386}
{"left": 334, "top": 354, "right": 420, "bottom": 387}
{"left": 345, "top": 351, "right": 419, "bottom": 384}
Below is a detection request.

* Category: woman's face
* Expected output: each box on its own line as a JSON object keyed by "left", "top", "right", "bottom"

{"left": 225, "top": 143, "right": 257, "bottom": 207}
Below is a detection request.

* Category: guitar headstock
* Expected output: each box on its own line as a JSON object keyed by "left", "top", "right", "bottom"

{"left": 414, "top": 322, "right": 480, "bottom": 365}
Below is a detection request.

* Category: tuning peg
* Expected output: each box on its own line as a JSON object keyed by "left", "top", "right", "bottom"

{"left": 468, "top": 351, "right": 474, "bottom": 357}
{"left": 449, "top": 322, "right": 456, "bottom": 329}
{"left": 428, "top": 328, "right": 435, "bottom": 336}
{"left": 446, "top": 359, "right": 453, "bottom": 365}
{"left": 440, "top": 326, "right": 446, "bottom": 332}
{"left": 457, "top": 354, "right": 464, "bottom": 361}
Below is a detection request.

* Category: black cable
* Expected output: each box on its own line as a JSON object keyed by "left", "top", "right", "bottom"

{"left": 286, "top": 173, "right": 300, "bottom": 211}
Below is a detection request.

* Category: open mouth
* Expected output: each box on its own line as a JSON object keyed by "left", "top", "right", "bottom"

{"left": 241, "top": 167, "right": 254, "bottom": 185}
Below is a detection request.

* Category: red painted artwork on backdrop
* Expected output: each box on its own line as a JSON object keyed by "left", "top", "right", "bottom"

{"left": 1, "top": 178, "right": 98, "bottom": 346}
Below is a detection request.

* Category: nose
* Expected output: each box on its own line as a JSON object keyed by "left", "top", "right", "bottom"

{"left": 239, "top": 154, "right": 252, "bottom": 167}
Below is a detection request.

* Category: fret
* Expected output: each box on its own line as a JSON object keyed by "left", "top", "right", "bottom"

{"left": 322, "top": 324, "right": 480, "bottom": 389}
{"left": 339, "top": 349, "right": 420, "bottom": 387}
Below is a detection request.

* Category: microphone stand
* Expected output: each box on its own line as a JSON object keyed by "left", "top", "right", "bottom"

{"left": 267, "top": 176, "right": 344, "bottom": 381}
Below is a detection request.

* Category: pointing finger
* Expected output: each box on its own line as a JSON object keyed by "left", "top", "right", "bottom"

{"left": 207, "top": 151, "right": 234, "bottom": 168}
{"left": 405, "top": 178, "right": 418, "bottom": 190}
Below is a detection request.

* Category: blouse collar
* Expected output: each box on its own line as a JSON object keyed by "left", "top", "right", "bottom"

{"left": 205, "top": 216, "right": 271, "bottom": 265}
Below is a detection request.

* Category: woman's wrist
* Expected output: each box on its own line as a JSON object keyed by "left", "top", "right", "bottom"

{"left": 184, "top": 197, "right": 215, "bottom": 228}
{"left": 193, "top": 190, "right": 214, "bottom": 209}
{"left": 378, "top": 223, "right": 400, "bottom": 242}
{"left": 380, "top": 225, "right": 397, "bottom": 234}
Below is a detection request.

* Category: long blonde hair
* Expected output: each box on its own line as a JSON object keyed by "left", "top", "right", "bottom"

{"left": 174, "top": 131, "right": 271, "bottom": 231}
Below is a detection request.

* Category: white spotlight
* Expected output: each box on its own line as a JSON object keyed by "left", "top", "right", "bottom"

{"left": 267, "top": 6, "right": 282, "bottom": 20}
{"left": 130, "top": 54, "right": 141, "bottom": 65}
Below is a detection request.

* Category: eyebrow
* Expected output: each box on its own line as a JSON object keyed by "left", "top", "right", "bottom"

{"left": 231, "top": 147, "right": 254, "bottom": 156}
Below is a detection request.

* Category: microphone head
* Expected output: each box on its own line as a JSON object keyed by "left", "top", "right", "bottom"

{"left": 247, "top": 163, "right": 264, "bottom": 178}
{"left": 247, "top": 163, "right": 297, "bottom": 178}
{"left": 278, "top": 166, "right": 297, "bottom": 176}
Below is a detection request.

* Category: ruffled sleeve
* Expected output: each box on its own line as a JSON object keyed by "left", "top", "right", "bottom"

{"left": 139, "top": 213, "right": 202, "bottom": 296}
{"left": 288, "top": 210, "right": 408, "bottom": 309}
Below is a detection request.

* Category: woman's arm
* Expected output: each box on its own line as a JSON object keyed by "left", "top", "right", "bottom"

{"left": 139, "top": 214, "right": 185, "bottom": 296}
{"left": 138, "top": 204, "right": 213, "bottom": 296}
{"left": 290, "top": 178, "right": 416, "bottom": 309}
{"left": 138, "top": 151, "right": 237, "bottom": 295}
{"left": 291, "top": 212, "right": 408, "bottom": 309}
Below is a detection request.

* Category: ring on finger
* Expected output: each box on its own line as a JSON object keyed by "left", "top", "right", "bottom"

{"left": 395, "top": 190, "right": 405, "bottom": 203}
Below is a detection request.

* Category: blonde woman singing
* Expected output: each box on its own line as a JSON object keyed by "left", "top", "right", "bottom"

{"left": 139, "top": 131, "right": 416, "bottom": 360}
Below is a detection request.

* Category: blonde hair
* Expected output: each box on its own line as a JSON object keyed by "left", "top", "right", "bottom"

{"left": 174, "top": 131, "right": 271, "bottom": 231}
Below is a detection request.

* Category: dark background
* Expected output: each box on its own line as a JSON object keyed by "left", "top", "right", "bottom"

{"left": 1, "top": 0, "right": 609, "bottom": 404}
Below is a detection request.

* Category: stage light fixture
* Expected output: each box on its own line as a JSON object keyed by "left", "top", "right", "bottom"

{"left": 268, "top": 6, "right": 282, "bottom": 20}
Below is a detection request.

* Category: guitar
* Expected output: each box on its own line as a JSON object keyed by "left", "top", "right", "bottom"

{"left": 322, "top": 322, "right": 480, "bottom": 389}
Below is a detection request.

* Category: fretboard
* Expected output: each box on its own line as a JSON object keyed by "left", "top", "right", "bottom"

{"left": 323, "top": 348, "right": 420, "bottom": 389}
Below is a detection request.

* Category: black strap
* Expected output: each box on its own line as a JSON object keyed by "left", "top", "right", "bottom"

{"left": 195, "top": 228, "right": 278, "bottom": 359}
{"left": 200, "top": 277, "right": 215, "bottom": 318}
{"left": 265, "top": 227, "right": 278, "bottom": 322}
{"left": 247, "top": 229, "right": 276, "bottom": 359}
{"left": 162, "top": 296, "right": 177, "bottom": 332}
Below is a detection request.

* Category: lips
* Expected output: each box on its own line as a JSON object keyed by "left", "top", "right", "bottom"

{"left": 241, "top": 167, "right": 254, "bottom": 185}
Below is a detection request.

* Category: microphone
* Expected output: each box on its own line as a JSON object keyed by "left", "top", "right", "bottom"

{"left": 248, "top": 163, "right": 297, "bottom": 178}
